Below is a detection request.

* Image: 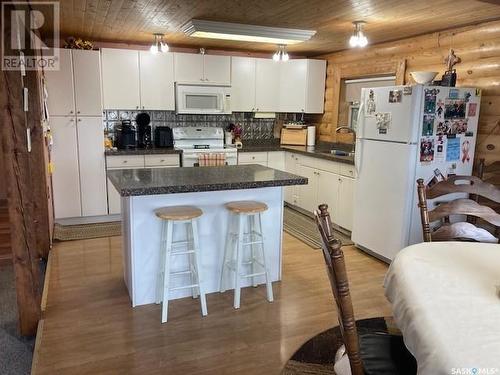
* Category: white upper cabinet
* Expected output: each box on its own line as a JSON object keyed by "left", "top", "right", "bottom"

{"left": 45, "top": 49, "right": 75, "bottom": 116}
{"left": 255, "top": 58, "right": 280, "bottom": 112}
{"left": 174, "top": 53, "right": 231, "bottom": 84}
{"left": 174, "top": 53, "right": 204, "bottom": 82}
{"left": 139, "top": 51, "right": 175, "bottom": 110}
{"left": 101, "top": 48, "right": 140, "bottom": 109}
{"left": 203, "top": 55, "right": 231, "bottom": 84}
{"left": 72, "top": 50, "right": 103, "bottom": 116}
{"left": 279, "top": 59, "right": 308, "bottom": 113}
{"left": 231, "top": 56, "right": 256, "bottom": 112}
{"left": 279, "top": 59, "right": 326, "bottom": 113}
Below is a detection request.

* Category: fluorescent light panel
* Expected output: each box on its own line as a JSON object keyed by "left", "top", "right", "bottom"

{"left": 181, "top": 19, "right": 316, "bottom": 45}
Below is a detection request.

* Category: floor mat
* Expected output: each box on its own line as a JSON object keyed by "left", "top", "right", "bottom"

{"left": 284, "top": 206, "right": 353, "bottom": 249}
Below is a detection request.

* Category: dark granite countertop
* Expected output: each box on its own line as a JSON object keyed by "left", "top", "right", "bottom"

{"left": 105, "top": 147, "right": 181, "bottom": 156}
{"left": 236, "top": 141, "right": 355, "bottom": 165}
{"left": 107, "top": 164, "right": 308, "bottom": 196}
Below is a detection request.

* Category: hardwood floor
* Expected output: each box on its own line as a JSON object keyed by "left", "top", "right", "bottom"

{"left": 34, "top": 233, "right": 391, "bottom": 374}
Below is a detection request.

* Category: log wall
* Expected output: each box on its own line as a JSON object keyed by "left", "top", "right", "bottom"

{"left": 316, "top": 19, "right": 500, "bottom": 165}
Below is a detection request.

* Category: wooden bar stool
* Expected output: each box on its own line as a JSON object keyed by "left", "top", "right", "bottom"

{"left": 155, "top": 205, "right": 207, "bottom": 323}
{"left": 220, "top": 200, "right": 274, "bottom": 309}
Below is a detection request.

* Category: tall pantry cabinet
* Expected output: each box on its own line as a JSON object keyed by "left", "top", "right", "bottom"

{"left": 45, "top": 49, "right": 107, "bottom": 219}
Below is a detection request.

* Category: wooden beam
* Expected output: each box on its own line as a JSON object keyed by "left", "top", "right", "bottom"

{"left": 1, "top": 1, "right": 42, "bottom": 336}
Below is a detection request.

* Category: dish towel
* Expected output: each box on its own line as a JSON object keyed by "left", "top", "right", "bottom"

{"left": 198, "top": 153, "right": 226, "bottom": 167}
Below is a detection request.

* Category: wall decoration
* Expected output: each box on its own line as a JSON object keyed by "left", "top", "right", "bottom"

{"left": 441, "top": 49, "right": 461, "bottom": 87}
{"left": 444, "top": 49, "right": 461, "bottom": 72}
{"left": 475, "top": 88, "right": 482, "bottom": 96}
{"left": 422, "top": 114, "right": 435, "bottom": 136}
{"left": 467, "top": 103, "right": 477, "bottom": 117}
{"left": 448, "top": 89, "right": 460, "bottom": 99}
{"left": 446, "top": 137, "right": 460, "bottom": 161}
{"left": 461, "top": 140, "right": 471, "bottom": 163}
{"left": 420, "top": 137, "right": 435, "bottom": 162}
{"left": 389, "top": 90, "right": 402, "bottom": 103}
{"left": 366, "top": 89, "right": 376, "bottom": 116}
{"left": 444, "top": 99, "right": 466, "bottom": 119}
{"left": 424, "top": 88, "right": 438, "bottom": 113}
{"left": 450, "top": 118, "right": 468, "bottom": 134}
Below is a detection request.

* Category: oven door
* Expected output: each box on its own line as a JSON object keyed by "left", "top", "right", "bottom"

{"left": 175, "top": 84, "right": 231, "bottom": 114}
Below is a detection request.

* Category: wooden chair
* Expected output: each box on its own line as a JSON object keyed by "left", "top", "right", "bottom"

{"left": 416, "top": 175, "right": 500, "bottom": 243}
{"left": 315, "top": 204, "right": 417, "bottom": 375}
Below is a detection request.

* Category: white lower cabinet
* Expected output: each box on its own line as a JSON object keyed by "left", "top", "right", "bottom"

{"left": 51, "top": 116, "right": 107, "bottom": 219}
{"left": 267, "top": 151, "right": 285, "bottom": 171}
{"left": 77, "top": 117, "right": 108, "bottom": 216}
{"left": 237, "top": 152, "right": 268, "bottom": 166}
{"left": 51, "top": 117, "right": 82, "bottom": 218}
{"left": 337, "top": 176, "right": 354, "bottom": 231}
{"left": 285, "top": 151, "right": 355, "bottom": 231}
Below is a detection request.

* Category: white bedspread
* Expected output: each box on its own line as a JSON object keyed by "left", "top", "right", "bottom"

{"left": 384, "top": 242, "right": 500, "bottom": 375}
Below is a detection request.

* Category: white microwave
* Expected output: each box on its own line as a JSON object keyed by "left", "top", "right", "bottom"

{"left": 175, "top": 83, "right": 231, "bottom": 114}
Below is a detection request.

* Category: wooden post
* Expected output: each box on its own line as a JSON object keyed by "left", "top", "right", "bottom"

{"left": 1, "top": 1, "right": 45, "bottom": 336}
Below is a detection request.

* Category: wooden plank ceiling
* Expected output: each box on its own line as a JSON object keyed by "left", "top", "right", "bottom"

{"left": 36, "top": 0, "right": 500, "bottom": 56}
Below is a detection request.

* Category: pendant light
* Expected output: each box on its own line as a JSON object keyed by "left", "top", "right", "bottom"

{"left": 349, "top": 21, "right": 368, "bottom": 48}
{"left": 150, "top": 33, "right": 169, "bottom": 54}
{"left": 273, "top": 44, "right": 289, "bottom": 62}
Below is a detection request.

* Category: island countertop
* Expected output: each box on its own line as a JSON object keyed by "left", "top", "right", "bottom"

{"left": 108, "top": 164, "right": 307, "bottom": 196}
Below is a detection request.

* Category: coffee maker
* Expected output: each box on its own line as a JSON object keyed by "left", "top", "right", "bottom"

{"left": 136, "top": 113, "right": 152, "bottom": 149}
{"left": 115, "top": 120, "right": 136, "bottom": 149}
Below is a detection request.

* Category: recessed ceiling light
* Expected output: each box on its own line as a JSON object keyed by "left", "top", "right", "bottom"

{"left": 181, "top": 19, "right": 316, "bottom": 45}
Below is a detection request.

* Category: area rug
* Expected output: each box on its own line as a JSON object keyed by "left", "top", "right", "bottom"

{"left": 284, "top": 206, "right": 353, "bottom": 249}
{"left": 53, "top": 221, "right": 121, "bottom": 241}
{"left": 282, "top": 317, "right": 399, "bottom": 375}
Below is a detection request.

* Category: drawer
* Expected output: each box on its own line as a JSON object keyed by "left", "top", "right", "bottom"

{"left": 340, "top": 163, "right": 356, "bottom": 178}
{"left": 238, "top": 152, "right": 268, "bottom": 163}
{"left": 144, "top": 154, "right": 180, "bottom": 167}
{"left": 299, "top": 155, "right": 341, "bottom": 175}
{"left": 106, "top": 155, "right": 144, "bottom": 169}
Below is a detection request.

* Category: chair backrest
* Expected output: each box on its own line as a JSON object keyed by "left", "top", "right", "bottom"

{"left": 416, "top": 176, "right": 500, "bottom": 243}
{"left": 314, "top": 204, "right": 364, "bottom": 375}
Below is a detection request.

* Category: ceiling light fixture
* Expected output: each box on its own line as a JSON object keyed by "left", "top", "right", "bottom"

{"left": 349, "top": 21, "right": 368, "bottom": 48}
{"left": 273, "top": 44, "right": 289, "bottom": 62}
{"left": 181, "top": 19, "right": 316, "bottom": 45}
{"left": 150, "top": 33, "right": 169, "bottom": 54}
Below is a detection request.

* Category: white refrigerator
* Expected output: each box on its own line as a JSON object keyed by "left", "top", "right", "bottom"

{"left": 351, "top": 85, "right": 481, "bottom": 262}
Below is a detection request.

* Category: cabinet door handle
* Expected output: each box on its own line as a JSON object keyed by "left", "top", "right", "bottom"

{"left": 69, "top": 110, "right": 73, "bottom": 114}
{"left": 142, "top": 106, "right": 145, "bottom": 110}
{"left": 77, "top": 110, "right": 80, "bottom": 114}
{"left": 123, "top": 160, "right": 128, "bottom": 163}
{"left": 78, "top": 118, "right": 81, "bottom": 122}
{"left": 160, "top": 159, "right": 165, "bottom": 162}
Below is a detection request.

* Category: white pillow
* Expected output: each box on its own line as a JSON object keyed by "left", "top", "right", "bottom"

{"left": 334, "top": 345, "right": 352, "bottom": 375}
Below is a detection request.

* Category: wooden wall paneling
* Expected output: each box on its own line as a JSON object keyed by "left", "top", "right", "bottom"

{"left": 318, "top": 59, "right": 406, "bottom": 142}
{"left": 317, "top": 19, "right": 500, "bottom": 165}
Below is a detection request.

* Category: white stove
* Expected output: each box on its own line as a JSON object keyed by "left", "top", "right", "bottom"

{"left": 173, "top": 127, "right": 237, "bottom": 167}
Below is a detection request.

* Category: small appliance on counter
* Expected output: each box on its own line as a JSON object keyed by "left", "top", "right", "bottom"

{"left": 136, "top": 112, "right": 152, "bottom": 149}
{"left": 154, "top": 126, "right": 173, "bottom": 148}
{"left": 115, "top": 120, "right": 136, "bottom": 149}
{"left": 280, "top": 124, "right": 308, "bottom": 146}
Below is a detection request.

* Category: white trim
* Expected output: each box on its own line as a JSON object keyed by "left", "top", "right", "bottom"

{"left": 344, "top": 76, "right": 396, "bottom": 84}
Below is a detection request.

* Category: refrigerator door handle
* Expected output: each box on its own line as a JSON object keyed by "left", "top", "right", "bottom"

{"left": 355, "top": 100, "right": 365, "bottom": 176}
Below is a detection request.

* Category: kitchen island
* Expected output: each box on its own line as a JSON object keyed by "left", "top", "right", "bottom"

{"left": 107, "top": 165, "right": 307, "bottom": 307}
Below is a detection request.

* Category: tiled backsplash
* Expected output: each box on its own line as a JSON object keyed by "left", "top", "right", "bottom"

{"left": 103, "top": 110, "right": 302, "bottom": 142}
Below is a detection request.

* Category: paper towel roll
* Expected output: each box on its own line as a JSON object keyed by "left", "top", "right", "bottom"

{"left": 307, "top": 126, "right": 316, "bottom": 146}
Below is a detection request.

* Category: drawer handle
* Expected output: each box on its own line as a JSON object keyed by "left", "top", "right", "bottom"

{"left": 160, "top": 159, "right": 165, "bottom": 162}
{"left": 123, "top": 160, "right": 128, "bottom": 163}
